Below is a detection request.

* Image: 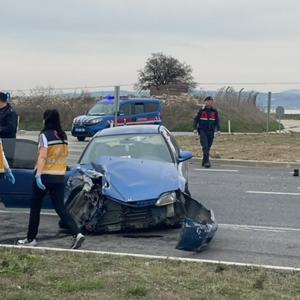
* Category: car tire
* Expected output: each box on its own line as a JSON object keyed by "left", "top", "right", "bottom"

{"left": 77, "top": 137, "right": 85, "bottom": 142}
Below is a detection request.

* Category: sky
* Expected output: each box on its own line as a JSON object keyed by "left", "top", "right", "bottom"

{"left": 0, "top": 0, "right": 299, "bottom": 93}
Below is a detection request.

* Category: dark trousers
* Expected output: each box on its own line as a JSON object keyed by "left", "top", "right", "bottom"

{"left": 199, "top": 129, "right": 214, "bottom": 161}
{"left": 27, "top": 179, "right": 80, "bottom": 240}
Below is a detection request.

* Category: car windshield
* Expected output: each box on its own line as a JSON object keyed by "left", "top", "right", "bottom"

{"left": 80, "top": 133, "right": 173, "bottom": 163}
{"left": 88, "top": 103, "right": 115, "bottom": 115}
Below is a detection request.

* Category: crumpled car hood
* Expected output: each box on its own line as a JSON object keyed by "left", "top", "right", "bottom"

{"left": 93, "top": 156, "right": 182, "bottom": 202}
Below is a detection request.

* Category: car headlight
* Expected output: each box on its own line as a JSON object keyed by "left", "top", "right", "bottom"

{"left": 155, "top": 192, "right": 176, "bottom": 206}
{"left": 73, "top": 117, "right": 79, "bottom": 124}
{"left": 86, "top": 118, "right": 102, "bottom": 125}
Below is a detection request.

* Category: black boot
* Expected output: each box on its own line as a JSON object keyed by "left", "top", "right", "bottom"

{"left": 204, "top": 153, "right": 211, "bottom": 168}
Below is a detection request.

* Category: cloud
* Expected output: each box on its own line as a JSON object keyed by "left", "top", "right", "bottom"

{"left": 1, "top": 0, "right": 299, "bottom": 42}
{"left": 0, "top": 0, "right": 299, "bottom": 91}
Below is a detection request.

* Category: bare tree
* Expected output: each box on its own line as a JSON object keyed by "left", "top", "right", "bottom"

{"left": 137, "top": 53, "right": 197, "bottom": 91}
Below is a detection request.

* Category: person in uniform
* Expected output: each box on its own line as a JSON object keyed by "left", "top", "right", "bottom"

{"left": 0, "top": 92, "right": 18, "bottom": 138}
{"left": 18, "top": 109, "right": 85, "bottom": 249}
{"left": 193, "top": 96, "right": 220, "bottom": 168}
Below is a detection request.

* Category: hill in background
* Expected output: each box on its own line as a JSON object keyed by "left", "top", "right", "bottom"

{"left": 80, "top": 89, "right": 300, "bottom": 110}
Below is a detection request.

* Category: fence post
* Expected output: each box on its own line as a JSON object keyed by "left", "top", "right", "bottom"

{"left": 228, "top": 120, "right": 231, "bottom": 134}
{"left": 238, "top": 88, "right": 244, "bottom": 104}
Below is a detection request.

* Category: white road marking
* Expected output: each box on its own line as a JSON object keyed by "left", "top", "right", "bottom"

{"left": 194, "top": 169, "right": 239, "bottom": 172}
{"left": 246, "top": 191, "right": 300, "bottom": 196}
{"left": 0, "top": 209, "right": 57, "bottom": 216}
{"left": 1, "top": 209, "right": 299, "bottom": 233}
{"left": 0, "top": 244, "right": 299, "bottom": 272}
{"left": 219, "top": 223, "right": 300, "bottom": 233}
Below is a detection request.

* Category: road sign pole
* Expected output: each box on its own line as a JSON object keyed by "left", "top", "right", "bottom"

{"left": 266, "top": 92, "right": 271, "bottom": 132}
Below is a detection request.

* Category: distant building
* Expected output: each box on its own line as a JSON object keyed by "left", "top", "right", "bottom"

{"left": 150, "top": 83, "right": 189, "bottom": 96}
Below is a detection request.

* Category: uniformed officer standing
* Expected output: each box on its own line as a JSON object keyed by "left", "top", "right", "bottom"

{"left": 0, "top": 92, "right": 18, "bottom": 138}
{"left": 193, "top": 96, "right": 220, "bottom": 168}
{"left": 18, "top": 109, "right": 85, "bottom": 249}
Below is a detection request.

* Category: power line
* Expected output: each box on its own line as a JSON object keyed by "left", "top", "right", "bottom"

{"left": 4, "top": 81, "right": 300, "bottom": 93}
{"left": 196, "top": 82, "right": 300, "bottom": 86}
{"left": 5, "top": 83, "right": 136, "bottom": 93}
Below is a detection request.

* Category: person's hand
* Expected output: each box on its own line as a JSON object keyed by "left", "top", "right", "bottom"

{"left": 35, "top": 175, "right": 46, "bottom": 190}
{"left": 193, "top": 129, "right": 197, "bottom": 135}
{"left": 4, "top": 169, "right": 15, "bottom": 184}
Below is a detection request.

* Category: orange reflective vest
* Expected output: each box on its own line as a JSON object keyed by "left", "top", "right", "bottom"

{"left": 40, "top": 130, "right": 68, "bottom": 176}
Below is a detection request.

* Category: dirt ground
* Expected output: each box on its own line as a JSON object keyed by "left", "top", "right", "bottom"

{"left": 176, "top": 132, "right": 300, "bottom": 162}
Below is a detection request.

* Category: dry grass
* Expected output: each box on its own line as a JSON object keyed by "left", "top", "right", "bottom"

{"left": 13, "top": 90, "right": 97, "bottom": 131}
{"left": 161, "top": 93, "right": 278, "bottom": 132}
{"left": 11, "top": 88, "right": 278, "bottom": 132}
{"left": 176, "top": 132, "right": 300, "bottom": 162}
{"left": 0, "top": 248, "right": 299, "bottom": 300}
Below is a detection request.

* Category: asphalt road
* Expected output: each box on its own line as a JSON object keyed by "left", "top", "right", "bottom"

{"left": 0, "top": 131, "right": 299, "bottom": 268}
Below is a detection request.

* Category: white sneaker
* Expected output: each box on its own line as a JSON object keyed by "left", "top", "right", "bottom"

{"left": 17, "top": 238, "right": 37, "bottom": 246}
{"left": 71, "top": 233, "right": 85, "bottom": 249}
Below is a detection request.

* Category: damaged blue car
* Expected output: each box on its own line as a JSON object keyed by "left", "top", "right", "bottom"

{"left": 0, "top": 125, "right": 217, "bottom": 250}
{"left": 63, "top": 125, "right": 217, "bottom": 249}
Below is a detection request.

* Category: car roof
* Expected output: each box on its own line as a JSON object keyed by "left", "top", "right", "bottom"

{"left": 95, "top": 125, "right": 165, "bottom": 137}
{"left": 98, "top": 97, "right": 161, "bottom": 104}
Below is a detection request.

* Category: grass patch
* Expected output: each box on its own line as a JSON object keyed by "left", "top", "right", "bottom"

{"left": 176, "top": 132, "right": 300, "bottom": 162}
{"left": 0, "top": 253, "right": 36, "bottom": 276}
{"left": 0, "top": 248, "right": 299, "bottom": 300}
{"left": 125, "top": 286, "right": 149, "bottom": 298}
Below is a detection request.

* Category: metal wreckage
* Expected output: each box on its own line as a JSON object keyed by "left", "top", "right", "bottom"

{"left": 63, "top": 157, "right": 218, "bottom": 252}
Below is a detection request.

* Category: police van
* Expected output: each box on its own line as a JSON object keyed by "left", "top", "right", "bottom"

{"left": 71, "top": 97, "right": 162, "bottom": 141}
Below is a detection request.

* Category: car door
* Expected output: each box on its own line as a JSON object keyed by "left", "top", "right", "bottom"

{"left": 160, "top": 128, "right": 189, "bottom": 187}
{"left": 118, "top": 102, "right": 132, "bottom": 126}
{"left": 131, "top": 102, "right": 145, "bottom": 124}
{"left": 0, "top": 138, "right": 51, "bottom": 208}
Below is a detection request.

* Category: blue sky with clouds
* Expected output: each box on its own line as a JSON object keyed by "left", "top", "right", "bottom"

{"left": 0, "top": 0, "right": 299, "bottom": 92}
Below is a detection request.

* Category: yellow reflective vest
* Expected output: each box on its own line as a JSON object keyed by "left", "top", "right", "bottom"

{"left": 40, "top": 130, "right": 68, "bottom": 176}
{"left": 0, "top": 140, "right": 4, "bottom": 174}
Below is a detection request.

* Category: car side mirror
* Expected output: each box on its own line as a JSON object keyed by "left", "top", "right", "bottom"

{"left": 178, "top": 150, "right": 193, "bottom": 163}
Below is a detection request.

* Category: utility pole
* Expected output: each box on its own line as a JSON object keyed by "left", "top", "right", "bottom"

{"left": 114, "top": 86, "right": 120, "bottom": 127}
{"left": 266, "top": 91, "right": 272, "bottom": 132}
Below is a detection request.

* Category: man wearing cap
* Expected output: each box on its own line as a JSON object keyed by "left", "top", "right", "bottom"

{"left": 193, "top": 96, "right": 220, "bottom": 168}
{"left": 0, "top": 92, "right": 18, "bottom": 138}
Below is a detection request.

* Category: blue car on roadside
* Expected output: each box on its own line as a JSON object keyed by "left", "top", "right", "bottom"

{"left": 71, "top": 97, "right": 162, "bottom": 141}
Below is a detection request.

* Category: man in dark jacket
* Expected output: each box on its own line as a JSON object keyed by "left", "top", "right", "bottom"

{"left": 193, "top": 96, "right": 220, "bottom": 168}
{"left": 0, "top": 92, "right": 18, "bottom": 138}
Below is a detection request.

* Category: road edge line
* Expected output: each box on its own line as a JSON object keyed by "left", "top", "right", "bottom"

{"left": 0, "top": 244, "right": 299, "bottom": 272}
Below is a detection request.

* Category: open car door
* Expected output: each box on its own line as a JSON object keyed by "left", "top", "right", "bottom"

{"left": 0, "top": 138, "right": 38, "bottom": 208}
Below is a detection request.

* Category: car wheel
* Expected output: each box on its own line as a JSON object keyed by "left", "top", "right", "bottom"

{"left": 77, "top": 137, "right": 85, "bottom": 142}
